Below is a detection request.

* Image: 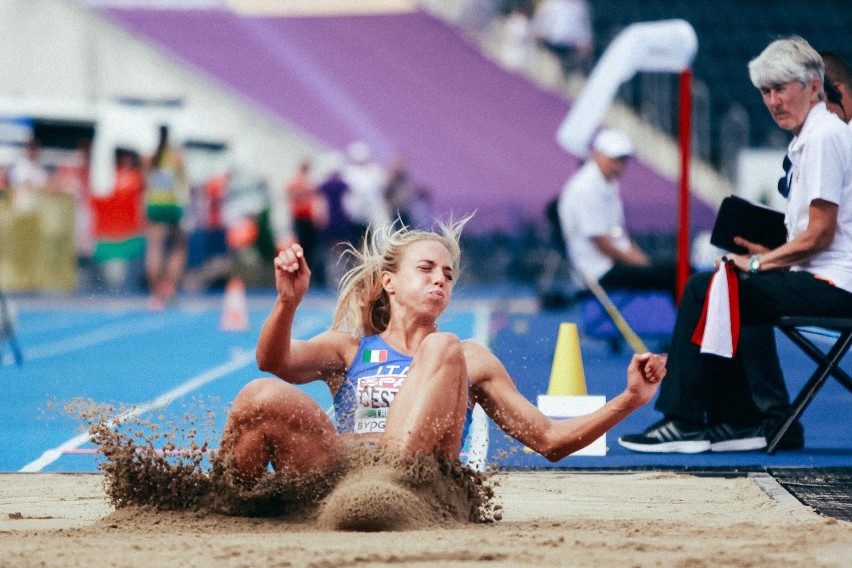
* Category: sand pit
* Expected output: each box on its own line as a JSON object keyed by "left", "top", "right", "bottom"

{"left": 1, "top": 471, "right": 849, "bottom": 567}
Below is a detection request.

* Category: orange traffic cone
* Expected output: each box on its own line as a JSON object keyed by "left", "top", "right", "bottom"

{"left": 220, "top": 278, "right": 249, "bottom": 331}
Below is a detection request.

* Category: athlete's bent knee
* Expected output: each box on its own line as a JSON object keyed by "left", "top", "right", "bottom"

{"left": 417, "top": 332, "right": 464, "bottom": 362}
{"left": 231, "top": 377, "right": 297, "bottom": 417}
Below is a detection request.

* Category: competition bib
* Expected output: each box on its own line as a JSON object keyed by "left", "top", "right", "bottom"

{"left": 354, "top": 374, "right": 406, "bottom": 434}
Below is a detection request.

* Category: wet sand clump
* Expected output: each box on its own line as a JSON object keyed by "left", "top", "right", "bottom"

{"left": 316, "top": 448, "right": 500, "bottom": 530}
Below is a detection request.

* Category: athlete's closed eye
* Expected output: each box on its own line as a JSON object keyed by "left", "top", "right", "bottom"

{"left": 415, "top": 259, "right": 453, "bottom": 282}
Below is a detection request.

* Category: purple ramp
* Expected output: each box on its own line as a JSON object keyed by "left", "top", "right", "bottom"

{"left": 98, "top": 7, "right": 715, "bottom": 233}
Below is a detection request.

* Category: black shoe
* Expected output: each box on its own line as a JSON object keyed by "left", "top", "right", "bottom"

{"left": 705, "top": 423, "right": 766, "bottom": 452}
{"left": 618, "top": 419, "right": 710, "bottom": 453}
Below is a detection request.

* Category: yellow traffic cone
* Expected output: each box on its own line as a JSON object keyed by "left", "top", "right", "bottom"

{"left": 524, "top": 323, "right": 599, "bottom": 455}
{"left": 220, "top": 278, "right": 249, "bottom": 331}
{"left": 546, "top": 322, "right": 587, "bottom": 396}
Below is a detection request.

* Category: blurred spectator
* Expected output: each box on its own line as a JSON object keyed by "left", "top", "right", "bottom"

{"left": 407, "top": 185, "right": 435, "bottom": 231}
{"left": 384, "top": 157, "right": 416, "bottom": 227}
{"left": 203, "top": 172, "right": 228, "bottom": 232}
{"left": 183, "top": 169, "right": 233, "bottom": 292}
{"left": 90, "top": 149, "right": 146, "bottom": 292}
{"left": 821, "top": 52, "right": 852, "bottom": 125}
{"left": 533, "top": 0, "right": 594, "bottom": 76}
{"left": 317, "top": 154, "right": 355, "bottom": 287}
{"left": 144, "top": 125, "right": 189, "bottom": 310}
{"left": 8, "top": 138, "right": 48, "bottom": 214}
{"left": 6, "top": 138, "right": 48, "bottom": 290}
{"left": 497, "top": 0, "right": 534, "bottom": 15}
{"left": 500, "top": 3, "right": 534, "bottom": 71}
{"left": 52, "top": 139, "right": 94, "bottom": 262}
{"left": 317, "top": 154, "right": 353, "bottom": 245}
{"left": 342, "top": 141, "right": 389, "bottom": 244}
{"left": 285, "top": 159, "right": 326, "bottom": 286}
{"left": 459, "top": 0, "right": 499, "bottom": 41}
{"left": 222, "top": 169, "right": 267, "bottom": 262}
{"left": 823, "top": 76, "right": 846, "bottom": 122}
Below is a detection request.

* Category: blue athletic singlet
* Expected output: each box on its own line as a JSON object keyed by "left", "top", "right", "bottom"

{"left": 333, "top": 335, "right": 473, "bottom": 455}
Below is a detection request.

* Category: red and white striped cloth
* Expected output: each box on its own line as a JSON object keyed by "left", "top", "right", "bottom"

{"left": 691, "top": 262, "right": 740, "bottom": 358}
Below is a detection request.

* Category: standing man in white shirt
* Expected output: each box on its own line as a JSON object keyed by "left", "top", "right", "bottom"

{"left": 8, "top": 138, "right": 49, "bottom": 214}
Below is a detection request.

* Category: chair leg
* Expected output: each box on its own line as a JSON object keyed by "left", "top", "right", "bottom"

{"left": 782, "top": 328, "right": 852, "bottom": 392}
{"left": 767, "top": 329, "right": 852, "bottom": 454}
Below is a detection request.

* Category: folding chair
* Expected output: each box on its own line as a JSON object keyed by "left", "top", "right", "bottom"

{"left": 536, "top": 198, "right": 581, "bottom": 309}
{"left": 767, "top": 316, "right": 852, "bottom": 454}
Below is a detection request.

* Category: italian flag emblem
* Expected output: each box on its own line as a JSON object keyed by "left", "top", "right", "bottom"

{"left": 363, "top": 349, "right": 388, "bottom": 363}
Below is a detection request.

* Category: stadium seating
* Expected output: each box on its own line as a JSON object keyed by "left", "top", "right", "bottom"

{"left": 587, "top": 0, "right": 852, "bottom": 164}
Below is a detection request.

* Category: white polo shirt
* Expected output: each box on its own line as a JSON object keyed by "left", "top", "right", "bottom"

{"left": 786, "top": 102, "right": 852, "bottom": 293}
{"left": 557, "top": 160, "right": 632, "bottom": 282}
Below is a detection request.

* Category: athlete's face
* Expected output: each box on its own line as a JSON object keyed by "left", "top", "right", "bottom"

{"left": 384, "top": 239, "right": 454, "bottom": 319}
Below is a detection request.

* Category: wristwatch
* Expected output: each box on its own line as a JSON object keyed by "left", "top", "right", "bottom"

{"left": 748, "top": 254, "right": 762, "bottom": 273}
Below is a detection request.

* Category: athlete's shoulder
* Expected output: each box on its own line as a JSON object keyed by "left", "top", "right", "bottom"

{"left": 312, "top": 329, "right": 362, "bottom": 347}
{"left": 305, "top": 329, "right": 362, "bottom": 364}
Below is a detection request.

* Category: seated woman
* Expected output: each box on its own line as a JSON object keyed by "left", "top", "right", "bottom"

{"left": 220, "top": 217, "right": 665, "bottom": 487}
{"left": 620, "top": 37, "right": 852, "bottom": 454}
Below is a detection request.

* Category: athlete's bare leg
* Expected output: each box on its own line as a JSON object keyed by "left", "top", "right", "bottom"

{"left": 221, "top": 378, "right": 342, "bottom": 486}
{"left": 163, "top": 226, "right": 187, "bottom": 300}
{"left": 383, "top": 332, "right": 469, "bottom": 456}
{"left": 145, "top": 222, "right": 167, "bottom": 293}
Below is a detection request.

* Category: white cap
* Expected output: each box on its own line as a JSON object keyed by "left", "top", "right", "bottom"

{"left": 592, "top": 129, "right": 634, "bottom": 159}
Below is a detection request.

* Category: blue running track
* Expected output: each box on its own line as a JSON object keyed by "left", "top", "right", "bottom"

{"left": 1, "top": 291, "right": 849, "bottom": 473}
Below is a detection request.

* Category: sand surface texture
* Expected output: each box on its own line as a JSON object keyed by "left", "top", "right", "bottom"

{"left": 1, "top": 472, "right": 850, "bottom": 567}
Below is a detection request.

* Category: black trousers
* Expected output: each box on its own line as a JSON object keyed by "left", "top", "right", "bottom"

{"left": 655, "top": 269, "right": 852, "bottom": 427}
{"left": 599, "top": 260, "right": 679, "bottom": 300}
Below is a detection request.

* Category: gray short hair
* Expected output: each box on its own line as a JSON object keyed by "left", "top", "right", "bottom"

{"left": 748, "top": 36, "right": 824, "bottom": 89}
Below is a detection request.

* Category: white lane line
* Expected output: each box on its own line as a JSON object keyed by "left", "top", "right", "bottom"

{"left": 466, "top": 302, "right": 492, "bottom": 472}
{"left": 7, "top": 314, "right": 184, "bottom": 363}
{"left": 18, "top": 348, "right": 256, "bottom": 472}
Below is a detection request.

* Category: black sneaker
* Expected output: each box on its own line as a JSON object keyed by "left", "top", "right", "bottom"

{"left": 705, "top": 423, "right": 767, "bottom": 452}
{"left": 618, "top": 419, "right": 710, "bottom": 453}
